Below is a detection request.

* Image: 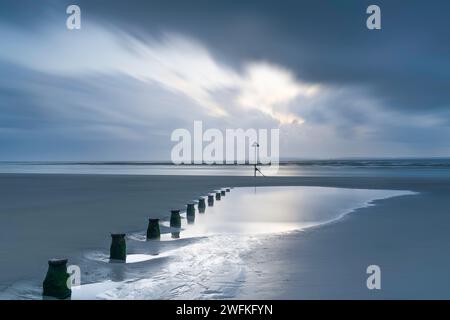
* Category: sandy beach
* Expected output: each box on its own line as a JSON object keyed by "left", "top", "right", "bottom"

{"left": 1, "top": 0, "right": 450, "bottom": 306}
{"left": 1, "top": 173, "right": 449, "bottom": 299}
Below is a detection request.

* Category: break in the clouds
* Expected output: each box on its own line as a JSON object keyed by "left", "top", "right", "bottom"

{"left": 0, "top": 22, "right": 315, "bottom": 121}
{"left": 0, "top": 0, "right": 449, "bottom": 160}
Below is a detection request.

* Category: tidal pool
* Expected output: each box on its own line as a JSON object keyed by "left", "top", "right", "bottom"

{"left": 156, "top": 186, "right": 416, "bottom": 237}
{"left": 1, "top": 186, "right": 416, "bottom": 299}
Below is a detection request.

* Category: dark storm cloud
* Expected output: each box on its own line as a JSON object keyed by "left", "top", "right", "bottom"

{"left": 1, "top": 0, "right": 450, "bottom": 159}
{"left": 2, "top": 0, "right": 449, "bottom": 112}
{"left": 74, "top": 0, "right": 450, "bottom": 113}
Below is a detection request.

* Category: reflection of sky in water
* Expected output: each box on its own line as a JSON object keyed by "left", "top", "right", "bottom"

{"left": 0, "top": 186, "right": 416, "bottom": 299}
{"left": 72, "top": 186, "right": 414, "bottom": 299}
{"left": 157, "top": 186, "right": 415, "bottom": 238}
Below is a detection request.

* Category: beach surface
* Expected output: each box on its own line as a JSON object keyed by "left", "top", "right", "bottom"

{"left": 1, "top": 173, "right": 450, "bottom": 299}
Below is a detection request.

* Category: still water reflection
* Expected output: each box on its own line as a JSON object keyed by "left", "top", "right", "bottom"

{"left": 0, "top": 186, "right": 416, "bottom": 299}
{"left": 71, "top": 186, "right": 415, "bottom": 299}
{"left": 158, "top": 186, "right": 415, "bottom": 239}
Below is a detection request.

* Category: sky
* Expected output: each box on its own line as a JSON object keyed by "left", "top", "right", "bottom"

{"left": 0, "top": 0, "right": 449, "bottom": 161}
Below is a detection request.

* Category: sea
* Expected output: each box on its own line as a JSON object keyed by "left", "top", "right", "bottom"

{"left": 1, "top": 159, "right": 450, "bottom": 177}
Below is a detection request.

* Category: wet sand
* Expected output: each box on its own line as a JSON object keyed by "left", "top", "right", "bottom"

{"left": 0, "top": 173, "right": 449, "bottom": 299}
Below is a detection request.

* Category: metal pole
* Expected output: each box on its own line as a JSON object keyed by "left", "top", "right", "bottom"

{"left": 254, "top": 145, "right": 257, "bottom": 177}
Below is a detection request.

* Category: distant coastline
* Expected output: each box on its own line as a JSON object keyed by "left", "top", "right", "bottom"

{"left": 1, "top": 158, "right": 450, "bottom": 167}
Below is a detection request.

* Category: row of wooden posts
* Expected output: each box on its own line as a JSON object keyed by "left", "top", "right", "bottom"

{"left": 42, "top": 187, "right": 232, "bottom": 299}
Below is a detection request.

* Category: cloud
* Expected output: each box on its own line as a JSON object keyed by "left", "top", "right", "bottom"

{"left": 0, "top": 21, "right": 314, "bottom": 124}
{"left": 1, "top": 1, "right": 450, "bottom": 160}
{"left": 236, "top": 62, "right": 319, "bottom": 124}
